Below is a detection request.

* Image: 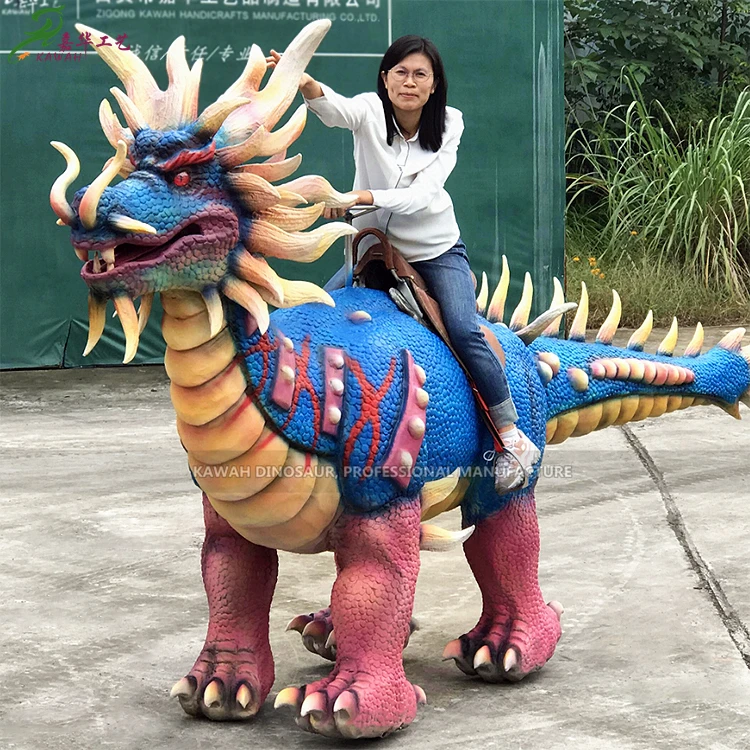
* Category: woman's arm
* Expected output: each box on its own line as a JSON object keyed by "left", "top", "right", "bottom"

{"left": 369, "top": 115, "right": 463, "bottom": 215}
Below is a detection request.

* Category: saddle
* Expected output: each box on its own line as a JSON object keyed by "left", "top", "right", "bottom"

{"left": 352, "top": 228, "right": 506, "bottom": 450}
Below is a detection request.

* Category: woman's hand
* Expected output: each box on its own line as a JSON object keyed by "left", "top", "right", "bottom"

{"left": 323, "top": 190, "right": 373, "bottom": 219}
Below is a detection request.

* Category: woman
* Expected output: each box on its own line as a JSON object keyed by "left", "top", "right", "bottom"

{"left": 267, "top": 37, "right": 539, "bottom": 492}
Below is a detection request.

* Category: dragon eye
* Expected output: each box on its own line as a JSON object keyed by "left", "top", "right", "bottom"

{"left": 174, "top": 171, "right": 190, "bottom": 187}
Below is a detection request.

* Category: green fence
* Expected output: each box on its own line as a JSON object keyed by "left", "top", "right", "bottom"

{"left": 0, "top": 0, "right": 564, "bottom": 368}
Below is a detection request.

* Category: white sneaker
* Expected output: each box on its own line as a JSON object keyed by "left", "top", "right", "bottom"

{"left": 493, "top": 429, "right": 541, "bottom": 492}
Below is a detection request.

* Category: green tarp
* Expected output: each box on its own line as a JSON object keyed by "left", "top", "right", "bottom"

{"left": 0, "top": 0, "right": 564, "bottom": 368}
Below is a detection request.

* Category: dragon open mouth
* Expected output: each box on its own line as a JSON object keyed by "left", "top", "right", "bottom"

{"left": 79, "top": 221, "right": 204, "bottom": 279}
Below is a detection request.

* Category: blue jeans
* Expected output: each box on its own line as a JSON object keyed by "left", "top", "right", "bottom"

{"left": 411, "top": 240, "right": 518, "bottom": 426}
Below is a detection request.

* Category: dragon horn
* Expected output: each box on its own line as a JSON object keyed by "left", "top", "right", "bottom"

{"left": 486, "top": 255, "right": 510, "bottom": 323}
{"left": 98, "top": 99, "right": 132, "bottom": 151}
{"left": 195, "top": 97, "right": 252, "bottom": 138}
{"left": 516, "top": 303, "right": 578, "bottom": 345}
{"left": 218, "top": 20, "right": 332, "bottom": 143}
{"left": 79, "top": 140, "right": 128, "bottom": 230}
{"left": 165, "top": 36, "right": 202, "bottom": 125}
{"left": 596, "top": 290, "right": 622, "bottom": 345}
{"left": 627, "top": 310, "right": 653, "bottom": 351}
{"left": 717, "top": 327, "right": 746, "bottom": 353}
{"left": 656, "top": 317, "right": 679, "bottom": 356}
{"left": 568, "top": 282, "right": 589, "bottom": 341}
{"left": 476, "top": 272, "right": 488, "bottom": 314}
{"left": 683, "top": 322, "right": 704, "bottom": 357}
{"left": 542, "top": 277, "right": 566, "bottom": 337}
{"left": 49, "top": 141, "right": 80, "bottom": 226}
{"left": 509, "top": 272, "right": 533, "bottom": 331}
{"left": 110, "top": 87, "right": 148, "bottom": 133}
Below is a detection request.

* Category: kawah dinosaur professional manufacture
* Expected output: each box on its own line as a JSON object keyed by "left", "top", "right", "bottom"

{"left": 49, "top": 20, "right": 750, "bottom": 740}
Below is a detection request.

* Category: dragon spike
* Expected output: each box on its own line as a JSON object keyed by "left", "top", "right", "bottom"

{"left": 596, "top": 289, "right": 622, "bottom": 345}
{"left": 109, "top": 87, "right": 148, "bottom": 133}
{"left": 486, "top": 254, "right": 510, "bottom": 323}
{"left": 742, "top": 345, "right": 750, "bottom": 365}
{"left": 137, "top": 292, "right": 153, "bottom": 335}
{"left": 258, "top": 202, "right": 325, "bottom": 232}
{"left": 217, "top": 106, "right": 307, "bottom": 168}
{"left": 201, "top": 287, "right": 225, "bottom": 338}
{"left": 222, "top": 275, "right": 271, "bottom": 334}
{"left": 165, "top": 36, "right": 202, "bottom": 125}
{"left": 218, "top": 20, "right": 332, "bottom": 143}
{"left": 508, "top": 272, "right": 533, "bottom": 331}
{"left": 420, "top": 524, "right": 475, "bottom": 552}
{"left": 83, "top": 294, "right": 107, "bottom": 356}
{"left": 627, "top": 310, "right": 653, "bottom": 351}
{"left": 109, "top": 214, "right": 157, "bottom": 235}
{"left": 49, "top": 141, "right": 81, "bottom": 226}
{"left": 98, "top": 99, "right": 132, "bottom": 152}
{"left": 226, "top": 172, "right": 282, "bottom": 212}
{"left": 542, "top": 277, "right": 566, "bottom": 337}
{"left": 568, "top": 282, "right": 589, "bottom": 342}
{"left": 718, "top": 327, "right": 746, "bottom": 353}
{"left": 656, "top": 317, "right": 679, "bottom": 356}
{"left": 232, "top": 153, "right": 302, "bottom": 183}
{"left": 476, "top": 271, "right": 489, "bottom": 314}
{"left": 516, "top": 303, "right": 578, "bottom": 345}
{"left": 221, "top": 44, "right": 267, "bottom": 101}
{"left": 274, "top": 278, "right": 335, "bottom": 309}
{"left": 79, "top": 140, "right": 128, "bottom": 230}
{"left": 248, "top": 220, "right": 357, "bottom": 263}
{"left": 195, "top": 97, "right": 252, "bottom": 138}
{"left": 233, "top": 249, "right": 286, "bottom": 305}
{"left": 683, "top": 322, "right": 704, "bottom": 357}
{"left": 276, "top": 174, "right": 357, "bottom": 209}
{"left": 113, "top": 294, "right": 140, "bottom": 364}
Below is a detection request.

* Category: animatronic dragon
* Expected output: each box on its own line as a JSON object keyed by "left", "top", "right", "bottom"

{"left": 50, "top": 20, "right": 750, "bottom": 740}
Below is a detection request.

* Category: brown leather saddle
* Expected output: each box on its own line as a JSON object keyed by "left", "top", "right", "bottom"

{"left": 352, "top": 228, "right": 506, "bottom": 449}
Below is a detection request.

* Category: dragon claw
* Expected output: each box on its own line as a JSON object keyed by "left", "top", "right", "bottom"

{"left": 473, "top": 645, "right": 493, "bottom": 671}
{"left": 274, "top": 686, "right": 303, "bottom": 710}
{"left": 169, "top": 676, "right": 195, "bottom": 699}
{"left": 300, "top": 691, "right": 327, "bottom": 719}
{"left": 441, "top": 638, "right": 463, "bottom": 662}
{"left": 503, "top": 648, "right": 518, "bottom": 672}
{"left": 414, "top": 685, "right": 427, "bottom": 705}
{"left": 286, "top": 614, "right": 312, "bottom": 633}
{"left": 548, "top": 600, "right": 564, "bottom": 620}
{"left": 236, "top": 683, "right": 253, "bottom": 710}
{"left": 203, "top": 679, "right": 223, "bottom": 708}
{"left": 332, "top": 690, "right": 358, "bottom": 721}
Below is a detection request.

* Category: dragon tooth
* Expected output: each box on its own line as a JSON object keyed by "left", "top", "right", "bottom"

{"left": 509, "top": 272, "right": 533, "bottom": 331}
{"left": 683, "top": 323, "right": 704, "bottom": 357}
{"left": 596, "top": 290, "right": 621, "bottom": 345}
{"left": 137, "top": 292, "right": 153, "bottom": 334}
{"left": 542, "top": 277, "right": 566, "bottom": 337}
{"left": 717, "top": 327, "right": 746, "bottom": 353}
{"left": 113, "top": 294, "right": 140, "bottom": 364}
{"left": 201, "top": 287, "right": 225, "bottom": 338}
{"left": 476, "top": 271, "right": 489, "bottom": 314}
{"left": 83, "top": 294, "right": 107, "bottom": 356}
{"left": 93, "top": 254, "right": 102, "bottom": 274}
{"left": 656, "top": 317, "right": 679, "bottom": 356}
{"left": 102, "top": 247, "right": 115, "bottom": 270}
{"left": 568, "top": 282, "right": 589, "bottom": 341}
{"left": 486, "top": 255, "right": 510, "bottom": 323}
{"left": 75, "top": 247, "right": 88, "bottom": 262}
{"left": 627, "top": 310, "right": 653, "bottom": 351}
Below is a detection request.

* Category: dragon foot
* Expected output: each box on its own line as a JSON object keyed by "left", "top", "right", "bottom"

{"left": 287, "top": 607, "right": 419, "bottom": 662}
{"left": 275, "top": 661, "right": 426, "bottom": 739}
{"left": 170, "top": 642, "right": 274, "bottom": 720}
{"left": 443, "top": 601, "right": 563, "bottom": 682}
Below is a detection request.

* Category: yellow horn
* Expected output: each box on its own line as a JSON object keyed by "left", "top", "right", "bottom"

{"left": 49, "top": 141, "right": 80, "bottom": 226}
{"left": 476, "top": 271, "right": 489, "bottom": 314}
{"left": 79, "top": 140, "right": 127, "bottom": 230}
{"left": 222, "top": 276, "right": 270, "bottom": 334}
{"left": 568, "top": 282, "right": 589, "bottom": 341}
{"left": 509, "top": 272, "right": 533, "bottom": 331}
{"left": 232, "top": 153, "right": 302, "bottom": 183}
{"left": 656, "top": 317, "right": 679, "bottom": 356}
{"left": 627, "top": 310, "right": 653, "bottom": 351}
{"left": 486, "top": 254, "right": 510, "bottom": 323}
{"left": 542, "top": 277, "right": 566, "bottom": 337}
{"left": 248, "top": 220, "right": 357, "bottom": 263}
{"left": 113, "top": 294, "right": 140, "bottom": 364}
{"left": 83, "top": 294, "right": 107, "bottom": 356}
{"left": 683, "top": 322, "right": 704, "bottom": 357}
{"left": 596, "top": 290, "right": 622, "bottom": 345}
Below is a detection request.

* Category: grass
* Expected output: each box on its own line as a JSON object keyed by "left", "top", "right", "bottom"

{"left": 566, "top": 86, "right": 750, "bottom": 302}
{"left": 565, "top": 215, "right": 750, "bottom": 327}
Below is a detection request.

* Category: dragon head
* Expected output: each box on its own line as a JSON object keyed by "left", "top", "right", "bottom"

{"left": 50, "top": 21, "right": 357, "bottom": 362}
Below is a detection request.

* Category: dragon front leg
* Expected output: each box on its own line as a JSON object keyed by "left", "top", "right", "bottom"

{"left": 170, "top": 494, "right": 277, "bottom": 720}
{"left": 276, "top": 498, "right": 426, "bottom": 739}
{"left": 444, "top": 487, "right": 563, "bottom": 682}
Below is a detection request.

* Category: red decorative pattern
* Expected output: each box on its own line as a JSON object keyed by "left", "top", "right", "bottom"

{"left": 343, "top": 356, "right": 398, "bottom": 474}
{"left": 158, "top": 141, "right": 217, "bottom": 172}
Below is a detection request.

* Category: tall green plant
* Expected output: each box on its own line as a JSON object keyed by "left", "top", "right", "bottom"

{"left": 567, "top": 88, "right": 750, "bottom": 298}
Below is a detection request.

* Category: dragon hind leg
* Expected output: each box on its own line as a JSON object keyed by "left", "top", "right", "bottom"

{"left": 276, "top": 498, "right": 426, "bottom": 739}
{"left": 444, "top": 487, "right": 563, "bottom": 682}
{"left": 170, "top": 494, "right": 277, "bottom": 720}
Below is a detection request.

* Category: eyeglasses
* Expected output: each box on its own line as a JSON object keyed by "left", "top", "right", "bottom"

{"left": 388, "top": 67, "right": 433, "bottom": 84}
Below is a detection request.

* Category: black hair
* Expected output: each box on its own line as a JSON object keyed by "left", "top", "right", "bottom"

{"left": 376, "top": 35, "right": 447, "bottom": 153}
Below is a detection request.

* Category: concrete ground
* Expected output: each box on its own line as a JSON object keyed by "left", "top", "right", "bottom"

{"left": 1, "top": 325, "right": 749, "bottom": 750}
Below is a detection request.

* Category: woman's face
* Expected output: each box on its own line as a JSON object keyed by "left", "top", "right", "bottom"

{"left": 381, "top": 52, "right": 436, "bottom": 117}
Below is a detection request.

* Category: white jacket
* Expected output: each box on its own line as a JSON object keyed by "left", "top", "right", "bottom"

{"left": 304, "top": 84, "right": 463, "bottom": 262}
